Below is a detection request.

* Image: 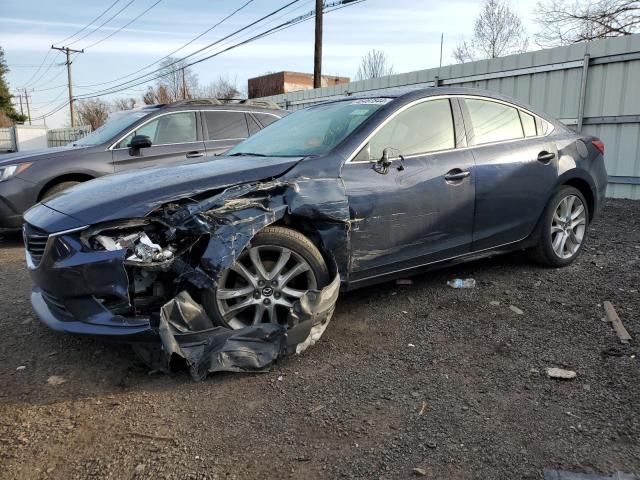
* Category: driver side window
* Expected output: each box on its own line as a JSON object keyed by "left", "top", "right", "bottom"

{"left": 117, "top": 112, "right": 197, "bottom": 148}
{"left": 363, "top": 99, "right": 455, "bottom": 161}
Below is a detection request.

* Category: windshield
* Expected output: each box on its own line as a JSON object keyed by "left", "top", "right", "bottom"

{"left": 227, "top": 99, "right": 389, "bottom": 157}
{"left": 73, "top": 109, "right": 152, "bottom": 146}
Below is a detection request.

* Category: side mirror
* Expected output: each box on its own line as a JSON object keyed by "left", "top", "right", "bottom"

{"left": 128, "top": 135, "right": 152, "bottom": 152}
{"left": 373, "top": 148, "right": 393, "bottom": 174}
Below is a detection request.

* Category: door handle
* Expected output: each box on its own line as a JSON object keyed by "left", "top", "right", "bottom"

{"left": 186, "top": 151, "right": 204, "bottom": 158}
{"left": 444, "top": 169, "right": 471, "bottom": 181}
{"left": 537, "top": 151, "right": 555, "bottom": 163}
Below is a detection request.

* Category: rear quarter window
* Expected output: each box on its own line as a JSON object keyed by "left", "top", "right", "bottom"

{"left": 465, "top": 98, "right": 524, "bottom": 144}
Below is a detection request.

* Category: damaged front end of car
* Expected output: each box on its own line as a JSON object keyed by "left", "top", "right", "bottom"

{"left": 56, "top": 178, "right": 347, "bottom": 381}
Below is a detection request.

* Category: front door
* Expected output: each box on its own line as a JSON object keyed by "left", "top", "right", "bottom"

{"left": 112, "top": 111, "right": 206, "bottom": 172}
{"left": 343, "top": 97, "right": 476, "bottom": 281}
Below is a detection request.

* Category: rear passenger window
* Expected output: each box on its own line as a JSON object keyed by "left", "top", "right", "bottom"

{"left": 520, "top": 111, "right": 537, "bottom": 137}
{"left": 367, "top": 99, "right": 455, "bottom": 160}
{"left": 254, "top": 113, "right": 278, "bottom": 127}
{"left": 204, "top": 111, "right": 248, "bottom": 140}
{"left": 465, "top": 99, "right": 523, "bottom": 144}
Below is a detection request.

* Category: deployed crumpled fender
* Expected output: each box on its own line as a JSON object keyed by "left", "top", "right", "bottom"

{"left": 131, "top": 174, "right": 349, "bottom": 380}
{"left": 134, "top": 273, "right": 340, "bottom": 381}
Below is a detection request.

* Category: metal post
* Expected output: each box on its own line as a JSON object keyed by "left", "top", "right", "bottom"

{"left": 23, "top": 89, "right": 31, "bottom": 125}
{"left": 576, "top": 53, "right": 590, "bottom": 132}
{"left": 313, "top": 0, "right": 323, "bottom": 89}
{"left": 51, "top": 45, "right": 84, "bottom": 127}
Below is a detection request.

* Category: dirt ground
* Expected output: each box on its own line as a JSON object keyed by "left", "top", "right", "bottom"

{"left": 0, "top": 198, "right": 638, "bottom": 480}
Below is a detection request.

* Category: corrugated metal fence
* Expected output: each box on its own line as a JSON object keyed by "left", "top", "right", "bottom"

{"left": 46, "top": 126, "right": 91, "bottom": 147}
{"left": 260, "top": 34, "right": 640, "bottom": 199}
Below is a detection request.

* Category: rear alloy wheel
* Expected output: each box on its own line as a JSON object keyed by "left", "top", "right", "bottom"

{"left": 203, "top": 226, "right": 330, "bottom": 329}
{"left": 531, "top": 186, "right": 589, "bottom": 267}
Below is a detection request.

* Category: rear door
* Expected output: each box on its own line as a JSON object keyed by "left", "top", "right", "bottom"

{"left": 343, "top": 97, "right": 476, "bottom": 280}
{"left": 460, "top": 97, "right": 558, "bottom": 250}
{"left": 112, "top": 111, "right": 205, "bottom": 172}
{"left": 202, "top": 110, "right": 250, "bottom": 155}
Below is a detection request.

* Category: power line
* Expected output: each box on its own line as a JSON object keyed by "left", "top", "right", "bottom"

{"left": 76, "top": 0, "right": 256, "bottom": 88}
{"left": 54, "top": 0, "right": 123, "bottom": 45}
{"left": 32, "top": 0, "right": 364, "bottom": 119}
{"left": 65, "top": 0, "right": 137, "bottom": 47}
{"left": 77, "top": 0, "right": 361, "bottom": 100}
{"left": 72, "top": 0, "right": 303, "bottom": 97}
{"left": 82, "top": 0, "right": 163, "bottom": 50}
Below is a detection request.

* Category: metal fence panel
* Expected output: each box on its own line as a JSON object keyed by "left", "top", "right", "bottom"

{"left": 0, "top": 128, "right": 15, "bottom": 152}
{"left": 260, "top": 34, "right": 640, "bottom": 199}
{"left": 47, "top": 126, "right": 92, "bottom": 147}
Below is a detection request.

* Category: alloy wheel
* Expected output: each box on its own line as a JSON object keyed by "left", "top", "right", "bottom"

{"left": 215, "top": 245, "right": 317, "bottom": 329}
{"left": 550, "top": 194, "right": 586, "bottom": 259}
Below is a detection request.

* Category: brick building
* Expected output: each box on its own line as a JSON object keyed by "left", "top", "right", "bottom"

{"left": 248, "top": 71, "right": 350, "bottom": 99}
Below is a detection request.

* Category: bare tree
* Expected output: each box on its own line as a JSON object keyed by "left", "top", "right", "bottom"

{"left": 112, "top": 97, "right": 136, "bottom": 111}
{"left": 142, "top": 85, "right": 172, "bottom": 105}
{"left": 75, "top": 99, "right": 110, "bottom": 130}
{"left": 197, "top": 75, "right": 241, "bottom": 102}
{"left": 453, "top": 0, "right": 528, "bottom": 63}
{"left": 535, "top": 0, "right": 640, "bottom": 47}
{"left": 355, "top": 50, "right": 394, "bottom": 80}
{"left": 157, "top": 57, "right": 199, "bottom": 101}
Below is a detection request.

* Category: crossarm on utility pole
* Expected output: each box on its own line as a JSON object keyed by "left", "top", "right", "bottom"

{"left": 51, "top": 45, "right": 84, "bottom": 127}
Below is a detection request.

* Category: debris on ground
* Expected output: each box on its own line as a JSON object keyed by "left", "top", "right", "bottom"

{"left": 509, "top": 305, "right": 524, "bottom": 315}
{"left": 46, "top": 376, "right": 66, "bottom": 386}
{"left": 603, "top": 301, "right": 632, "bottom": 344}
{"left": 447, "top": 278, "right": 476, "bottom": 288}
{"left": 15, "top": 365, "right": 26, "bottom": 371}
{"left": 490, "top": 300, "right": 501, "bottom": 306}
{"left": 546, "top": 367, "right": 577, "bottom": 380}
{"left": 396, "top": 278, "right": 414, "bottom": 286}
{"left": 412, "top": 467, "right": 427, "bottom": 476}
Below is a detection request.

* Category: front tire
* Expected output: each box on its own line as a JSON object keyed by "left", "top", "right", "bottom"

{"left": 530, "top": 185, "right": 589, "bottom": 267}
{"left": 202, "top": 226, "right": 330, "bottom": 329}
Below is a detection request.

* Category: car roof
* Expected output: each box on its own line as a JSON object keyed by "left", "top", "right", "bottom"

{"left": 140, "top": 99, "right": 286, "bottom": 116}
{"left": 318, "top": 86, "right": 558, "bottom": 125}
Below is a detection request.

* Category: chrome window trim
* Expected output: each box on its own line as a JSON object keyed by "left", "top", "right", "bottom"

{"left": 345, "top": 94, "right": 554, "bottom": 165}
{"left": 108, "top": 109, "right": 281, "bottom": 151}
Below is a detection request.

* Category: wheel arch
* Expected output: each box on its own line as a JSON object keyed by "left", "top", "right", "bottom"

{"left": 38, "top": 173, "right": 95, "bottom": 201}
{"left": 557, "top": 172, "right": 596, "bottom": 222}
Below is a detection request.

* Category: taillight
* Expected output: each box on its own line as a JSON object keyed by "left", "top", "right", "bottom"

{"left": 592, "top": 139, "right": 605, "bottom": 155}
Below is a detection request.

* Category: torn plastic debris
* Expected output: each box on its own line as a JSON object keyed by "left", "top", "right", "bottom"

{"left": 133, "top": 273, "right": 340, "bottom": 381}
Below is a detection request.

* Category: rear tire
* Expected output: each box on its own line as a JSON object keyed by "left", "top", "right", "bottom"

{"left": 40, "top": 181, "right": 81, "bottom": 200}
{"left": 203, "top": 226, "right": 330, "bottom": 329}
{"left": 530, "top": 185, "right": 589, "bottom": 267}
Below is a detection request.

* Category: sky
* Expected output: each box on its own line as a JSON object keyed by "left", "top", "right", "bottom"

{"left": 1, "top": 0, "right": 538, "bottom": 127}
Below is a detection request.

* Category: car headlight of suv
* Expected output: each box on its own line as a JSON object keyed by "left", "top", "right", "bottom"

{"left": 0, "top": 163, "right": 32, "bottom": 182}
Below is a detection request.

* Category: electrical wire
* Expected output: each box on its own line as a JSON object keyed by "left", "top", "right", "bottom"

{"left": 65, "top": 0, "right": 137, "bottom": 47}
{"left": 76, "top": 0, "right": 256, "bottom": 88}
{"left": 32, "top": 0, "right": 365, "bottom": 119}
{"left": 82, "top": 0, "right": 163, "bottom": 50}
{"left": 54, "top": 0, "right": 123, "bottom": 45}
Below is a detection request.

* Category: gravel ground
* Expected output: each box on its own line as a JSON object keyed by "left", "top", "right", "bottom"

{"left": 0, "top": 199, "right": 638, "bottom": 480}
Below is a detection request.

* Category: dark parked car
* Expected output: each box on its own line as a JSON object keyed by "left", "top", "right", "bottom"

{"left": 23, "top": 87, "right": 607, "bottom": 368}
{"left": 0, "top": 99, "right": 286, "bottom": 229}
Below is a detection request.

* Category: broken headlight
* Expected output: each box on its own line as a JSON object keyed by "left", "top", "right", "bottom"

{"left": 82, "top": 220, "right": 175, "bottom": 265}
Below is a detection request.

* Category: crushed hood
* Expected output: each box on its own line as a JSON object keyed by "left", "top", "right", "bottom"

{"left": 40, "top": 155, "right": 304, "bottom": 225}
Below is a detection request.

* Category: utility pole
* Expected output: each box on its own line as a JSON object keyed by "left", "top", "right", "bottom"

{"left": 23, "top": 89, "right": 32, "bottom": 125}
{"left": 313, "top": 0, "right": 323, "bottom": 89}
{"left": 181, "top": 67, "right": 187, "bottom": 100}
{"left": 13, "top": 92, "right": 24, "bottom": 117}
{"left": 51, "top": 45, "right": 84, "bottom": 127}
